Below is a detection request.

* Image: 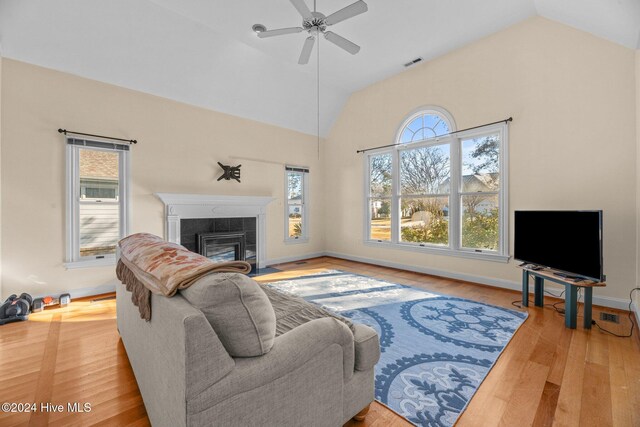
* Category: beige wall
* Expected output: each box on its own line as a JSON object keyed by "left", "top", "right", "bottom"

{"left": 323, "top": 17, "right": 637, "bottom": 304}
{"left": 636, "top": 50, "right": 640, "bottom": 315}
{"left": 0, "top": 59, "right": 324, "bottom": 299}
{"left": 0, "top": 56, "right": 3, "bottom": 300}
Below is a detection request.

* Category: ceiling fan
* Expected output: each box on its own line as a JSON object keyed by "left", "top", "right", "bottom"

{"left": 255, "top": 0, "right": 368, "bottom": 64}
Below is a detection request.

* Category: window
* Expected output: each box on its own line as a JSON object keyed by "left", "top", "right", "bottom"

{"left": 368, "top": 153, "right": 392, "bottom": 241}
{"left": 285, "top": 166, "right": 309, "bottom": 243}
{"left": 66, "top": 139, "right": 130, "bottom": 267}
{"left": 399, "top": 143, "right": 451, "bottom": 246}
{"left": 365, "top": 107, "right": 509, "bottom": 261}
{"left": 460, "top": 134, "right": 501, "bottom": 251}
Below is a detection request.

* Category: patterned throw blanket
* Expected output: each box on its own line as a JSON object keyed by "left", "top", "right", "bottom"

{"left": 116, "top": 233, "right": 251, "bottom": 320}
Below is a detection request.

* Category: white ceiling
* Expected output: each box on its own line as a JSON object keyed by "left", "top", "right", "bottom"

{"left": 0, "top": 0, "right": 638, "bottom": 137}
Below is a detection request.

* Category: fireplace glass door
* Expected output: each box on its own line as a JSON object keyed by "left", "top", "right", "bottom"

{"left": 197, "top": 232, "right": 246, "bottom": 263}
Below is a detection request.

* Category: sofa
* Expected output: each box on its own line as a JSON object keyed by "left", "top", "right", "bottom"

{"left": 116, "top": 270, "right": 380, "bottom": 427}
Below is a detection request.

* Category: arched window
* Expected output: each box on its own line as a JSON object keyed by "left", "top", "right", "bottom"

{"left": 365, "top": 106, "right": 509, "bottom": 260}
{"left": 399, "top": 110, "right": 452, "bottom": 143}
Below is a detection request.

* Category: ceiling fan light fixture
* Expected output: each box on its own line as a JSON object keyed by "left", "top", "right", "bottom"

{"left": 256, "top": 0, "right": 368, "bottom": 61}
{"left": 252, "top": 24, "right": 267, "bottom": 34}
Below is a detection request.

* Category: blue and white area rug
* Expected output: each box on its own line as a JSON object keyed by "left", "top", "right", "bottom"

{"left": 265, "top": 270, "right": 527, "bottom": 427}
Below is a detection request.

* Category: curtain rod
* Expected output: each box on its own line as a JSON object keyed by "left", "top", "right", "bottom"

{"left": 356, "top": 117, "right": 512, "bottom": 154}
{"left": 58, "top": 128, "right": 137, "bottom": 145}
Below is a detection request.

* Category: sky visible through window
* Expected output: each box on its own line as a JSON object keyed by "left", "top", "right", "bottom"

{"left": 462, "top": 135, "right": 500, "bottom": 176}
{"left": 400, "top": 113, "right": 450, "bottom": 143}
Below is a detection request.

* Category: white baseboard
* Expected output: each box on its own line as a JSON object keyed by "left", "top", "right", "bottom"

{"left": 323, "top": 251, "right": 632, "bottom": 311}
{"left": 43, "top": 252, "right": 637, "bottom": 313}
{"left": 325, "top": 250, "right": 518, "bottom": 288}
{"left": 266, "top": 251, "right": 326, "bottom": 267}
{"left": 33, "top": 282, "right": 117, "bottom": 301}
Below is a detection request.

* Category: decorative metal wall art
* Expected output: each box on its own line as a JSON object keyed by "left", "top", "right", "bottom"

{"left": 217, "top": 162, "right": 241, "bottom": 183}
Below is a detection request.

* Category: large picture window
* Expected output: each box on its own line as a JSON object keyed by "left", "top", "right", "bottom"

{"left": 285, "top": 166, "right": 309, "bottom": 243}
{"left": 66, "top": 139, "right": 130, "bottom": 267}
{"left": 365, "top": 108, "right": 509, "bottom": 261}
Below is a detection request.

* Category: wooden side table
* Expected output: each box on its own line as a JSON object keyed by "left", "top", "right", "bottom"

{"left": 519, "top": 266, "right": 606, "bottom": 329}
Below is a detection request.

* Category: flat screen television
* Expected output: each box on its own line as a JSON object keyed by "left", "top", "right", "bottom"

{"left": 514, "top": 210, "right": 603, "bottom": 282}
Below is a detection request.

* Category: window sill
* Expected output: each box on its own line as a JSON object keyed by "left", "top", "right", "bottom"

{"left": 284, "top": 237, "right": 309, "bottom": 245}
{"left": 364, "top": 240, "right": 510, "bottom": 263}
{"left": 64, "top": 258, "right": 117, "bottom": 269}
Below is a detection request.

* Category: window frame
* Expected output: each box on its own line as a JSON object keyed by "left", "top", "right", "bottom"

{"left": 397, "top": 138, "right": 454, "bottom": 247}
{"left": 364, "top": 108, "right": 509, "bottom": 263}
{"left": 456, "top": 124, "right": 508, "bottom": 257}
{"left": 396, "top": 107, "right": 455, "bottom": 143}
{"left": 65, "top": 139, "right": 131, "bottom": 268}
{"left": 284, "top": 166, "right": 309, "bottom": 244}
{"left": 366, "top": 152, "right": 393, "bottom": 242}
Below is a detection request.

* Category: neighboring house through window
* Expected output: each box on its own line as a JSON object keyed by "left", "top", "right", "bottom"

{"left": 285, "top": 166, "right": 309, "bottom": 243}
{"left": 66, "top": 138, "right": 130, "bottom": 267}
{"left": 366, "top": 107, "right": 509, "bottom": 261}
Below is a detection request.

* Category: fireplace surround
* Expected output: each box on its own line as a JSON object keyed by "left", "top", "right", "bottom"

{"left": 155, "top": 193, "right": 274, "bottom": 269}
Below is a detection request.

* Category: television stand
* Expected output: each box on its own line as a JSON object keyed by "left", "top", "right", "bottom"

{"left": 553, "top": 272, "right": 583, "bottom": 281}
{"left": 518, "top": 266, "right": 606, "bottom": 329}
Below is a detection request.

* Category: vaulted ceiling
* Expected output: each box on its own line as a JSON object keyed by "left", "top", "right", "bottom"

{"left": 0, "top": 0, "right": 638, "bottom": 136}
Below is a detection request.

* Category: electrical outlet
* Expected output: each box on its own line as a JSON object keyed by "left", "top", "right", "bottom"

{"left": 599, "top": 312, "right": 619, "bottom": 323}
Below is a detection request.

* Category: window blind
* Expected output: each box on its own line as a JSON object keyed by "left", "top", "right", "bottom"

{"left": 67, "top": 138, "right": 130, "bottom": 151}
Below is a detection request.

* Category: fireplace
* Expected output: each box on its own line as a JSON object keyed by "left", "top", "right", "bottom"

{"left": 181, "top": 217, "right": 257, "bottom": 270}
{"left": 197, "top": 232, "right": 246, "bottom": 263}
{"left": 155, "top": 193, "right": 273, "bottom": 270}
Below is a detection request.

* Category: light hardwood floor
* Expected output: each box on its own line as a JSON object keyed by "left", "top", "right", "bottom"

{"left": 1, "top": 256, "right": 638, "bottom": 426}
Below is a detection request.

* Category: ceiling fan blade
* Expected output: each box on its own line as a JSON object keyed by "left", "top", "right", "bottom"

{"left": 325, "top": 0, "right": 368, "bottom": 26}
{"left": 257, "top": 27, "right": 305, "bottom": 38}
{"left": 289, "top": 0, "right": 313, "bottom": 20}
{"left": 324, "top": 31, "right": 360, "bottom": 54}
{"left": 298, "top": 36, "right": 316, "bottom": 64}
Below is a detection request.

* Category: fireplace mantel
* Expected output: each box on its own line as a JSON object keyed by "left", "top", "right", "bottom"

{"left": 155, "top": 193, "right": 274, "bottom": 268}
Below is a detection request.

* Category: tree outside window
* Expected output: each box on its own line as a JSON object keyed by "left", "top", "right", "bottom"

{"left": 286, "top": 167, "right": 309, "bottom": 241}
